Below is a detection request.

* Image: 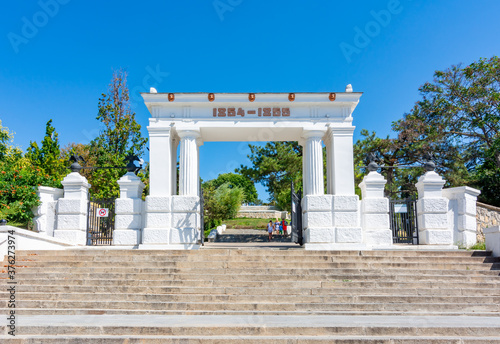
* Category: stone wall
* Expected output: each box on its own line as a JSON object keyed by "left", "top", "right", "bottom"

{"left": 237, "top": 205, "right": 289, "bottom": 219}
{"left": 476, "top": 202, "right": 500, "bottom": 242}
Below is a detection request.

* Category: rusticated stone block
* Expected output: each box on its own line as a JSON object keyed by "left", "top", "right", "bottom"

{"left": 336, "top": 227, "right": 362, "bottom": 243}
{"left": 145, "top": 196, "right": 171, "bottom": 213}
{"left": 145, "top": 213, "right": 171, "bottom": 228}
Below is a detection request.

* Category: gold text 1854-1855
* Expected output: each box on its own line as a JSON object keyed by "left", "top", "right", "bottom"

{"left": 213, "top": 108, "right": 290, "bottom": 117}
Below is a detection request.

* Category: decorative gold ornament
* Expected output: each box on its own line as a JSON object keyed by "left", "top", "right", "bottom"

{"left": 288, "top": 93, "right": 295, "bottom": 102}
{"left": 248, "top": 93, "right": 255, "bottom": 102}
{"left": 168, "top": 93, "right": 175, "bottom": 102}
{"left": 208, "top": 93, "right": 215, "bottom": 102}
{"left": 329, "top": 93, "right": 336, "bottom": 101}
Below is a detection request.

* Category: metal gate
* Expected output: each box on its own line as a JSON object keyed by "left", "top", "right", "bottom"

{"left": 87, "top": 198, "right": 115, "bottom": 246}
{"left": 390, "top": 198, "right": 419, "bottom": 244}
{"left": 291, "top": 182, "right": 303, "bottom": 245}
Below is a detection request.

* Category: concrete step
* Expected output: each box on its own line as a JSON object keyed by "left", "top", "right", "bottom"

{"left": 8, "top": 260, "right": 500, "bottom": 271}
{"left": 2, "top": 314, "right": 500, "bottom": 343}
{"left": 4, "top": 283, "right": 500, "bottom": 295}
{"left": 12, "top": 308, "right": 500, "bottom": 317}
{"left": 4, "top": 272, "right": 500, "bottom": 285}
{"left": 3, "top": 249, "right": 499, "bottom": 343}
{"left": 13, "top": 254, "right": 500, "bottom": 263}
{"left": 12, "top": 249, "right": 494, "bottom": 257}
{"left": 3, "top": 292, "right": 499, "bottom": 305}
{"left": 4, "top": 300, "right": 499, "bottom": 313}
{"left": 2, "top": 335, "right": 500, "bottom": 343}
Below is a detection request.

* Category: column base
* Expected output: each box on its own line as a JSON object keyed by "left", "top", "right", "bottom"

{"left": 364, "top": 229, "right": 393, "bottom": 248}
{"left": 139, "top": 244, "right": 201, "bottom": 250}
{"left": 305, "top": 243, "right": 367, "bottom": 251}
{"left": 53, "top": 230, "right": 86, "bottom": 246}
{"left": 142, "top": 228, "right": 170, "bottom": 244}
{"left": 113, "top": 229, "right": 141, "bottom": 246}
{"left": 419, "top": 229, "right": 453, "bottom": 245}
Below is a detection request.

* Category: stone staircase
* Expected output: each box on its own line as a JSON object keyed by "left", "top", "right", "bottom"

{"left": 1, "top": 248, "right": 500, "bottom": 343}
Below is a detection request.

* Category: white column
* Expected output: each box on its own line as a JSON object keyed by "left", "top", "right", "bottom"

{"left": 442, "top": 186, "right": 481, "bottom": 247}
{"left": 178, "top": 130, "right": 201, "bottom": 196}
{"left": 171, "top": 136, "right": 179, "bottom": 196}
{"left": 148, "top": 126, "right": 172, "bottom": 197}
{"left": 416, "top": 171, "right": 452, "bottom": 246}
{"left": 114, "top": 172, "right": 145, "bottom": 246}
{"left": 326, "top": 127, "right": 356, "bottom": 195}
{"left": 302, "top": 130, "right": 325, "bottom": 196}
{"left": 359, "top": 171, "right": 392, "bottom": 248}
{"left": 54, "top": 172, "right": 90, "bottom": 245}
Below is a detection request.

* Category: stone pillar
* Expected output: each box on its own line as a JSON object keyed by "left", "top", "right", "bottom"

{"left": 178, "top": 130, "right": 200, "bottom": 196}
{"left": 148, "top": 126, "right": 172, "bottom": 197}
{"left": 54, "top": 172, "right": 90, "bottom": 245}
{"left": 143, "top": 126, "right": 173, "bottom": 246}
{"left": 359, "top": 171, "right": 392, "bottom": 248}
{"left": 302, "top": 130, "right": 325, "bottom": 196}
{"left": 442, "top": 186, "right": 481, "bottom": 247}
{"left": 113, "top": 172, "right": 145, "bottom": 246}
{"left": 326, "top": 127, "right": 355, "bottom": 196}
{"left": 171, "top": 135, "right": 179, "bottom": 196}
{"left": 485, "top": 226, "right": 500, "bottom": 257}
{"left": 416, "top": 171, "right": 452, "bottom": 246}
{"left": 33, "top": 186, "right": 63, "bottom": 236}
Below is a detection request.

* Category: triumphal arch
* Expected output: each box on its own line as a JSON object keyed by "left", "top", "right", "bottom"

{"left": 141, "top": 85, "right": 370, "bottom": 250}
{"left": 29, "top": 86, "right": 481, "bottom": 251}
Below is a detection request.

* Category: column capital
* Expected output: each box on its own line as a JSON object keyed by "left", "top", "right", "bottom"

{"left": 326, "top": 126, "right": 355, "bottom": 138}
{"left": 302, "top": 129, "right": 326, "bottom": 140}
{"left": 147, "top": 126, "right": 172, "bottom": 137}
{"left": 177, "top": 129, "right": 201, "bottom": 140}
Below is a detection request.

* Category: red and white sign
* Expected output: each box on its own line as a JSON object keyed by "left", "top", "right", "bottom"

{"left": 97, "top": 208, "right": 109, "bottom": 218}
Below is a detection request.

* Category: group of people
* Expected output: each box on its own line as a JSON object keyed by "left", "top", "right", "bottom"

{"left": 267, "top": 219, "right": 288, "bottom": 241}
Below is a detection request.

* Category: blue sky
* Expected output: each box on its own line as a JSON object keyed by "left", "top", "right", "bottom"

{"left": 1, "top": 0, "right": 499, "bottom": 201}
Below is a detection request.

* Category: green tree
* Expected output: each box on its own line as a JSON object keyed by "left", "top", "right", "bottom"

{"left": 203, "top": 172, "right": 258, "bottom": 204}
{"left": 87, "top": 70, "right": 148, "bottom": 199}
{"left": 353, "top": 130, "right": 425, "bottom": 199}
{"left": 392, "top": 56, "right": 499, "bottom": 204}
{"left": 237, "top": 142, "right": 302, "bottom": 211}
{"left": 202, "top": 181, "right": 244, "bottom": 230}
{"left": 0, "top": 121, "right": 56, "bottom": 227}
{"left": 25, "top": 119, "right": 67, "bottom": 184}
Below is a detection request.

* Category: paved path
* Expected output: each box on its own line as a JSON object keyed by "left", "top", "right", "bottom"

{"left": 205, "top": 228, "right": 299, "bottom": 249}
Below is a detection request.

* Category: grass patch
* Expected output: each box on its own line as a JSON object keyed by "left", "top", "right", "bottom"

{"left": 224, "top": 218, "right": 276, "bottom": 229}
{"left": 458, "top": 241, "right": 486, "bottom": 250}
{"left": 468, "top": 242, "right": 486, "bottom": 251}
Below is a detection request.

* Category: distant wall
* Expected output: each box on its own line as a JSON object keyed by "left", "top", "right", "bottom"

{"left": 476, "top": 202, "right": 500, "bottom": 242}
{"left": 237, "top": 205, "right": 289, "bottom": 220}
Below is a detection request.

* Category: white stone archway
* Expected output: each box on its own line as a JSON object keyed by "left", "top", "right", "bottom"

{"left": 141, "top": 87, "right": 365, "bottom": 250}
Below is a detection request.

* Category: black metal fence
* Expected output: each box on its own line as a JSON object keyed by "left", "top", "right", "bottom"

{"left": 87, "top": 198, "right": 115, "bottom": 246}
{"left": 389, "top": 198, "right": 419, "bottom": 244}
{"left": 291, "top": 183, "right": 303, "bottom": 245}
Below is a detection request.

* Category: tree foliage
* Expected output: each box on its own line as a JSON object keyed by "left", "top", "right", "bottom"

{"left": 202, "top": 181, "right": 244, "bottom": 230}
{"left": 356, "top": 56, "right": 499, "bottom": 204}
{"left": 25, "top": 119, "right": 67, "bottom": 184}
{"left": 237, "top": 142, "right": 302, "bottom": 211}
{"left": 0, "top": 121, "right": 58, "bottom": 226}
{"left": 203, "top": 172, "right": 258, "bottom": 204}
{"left": 87, "top": 70, "right": 147, "bottom": 199}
